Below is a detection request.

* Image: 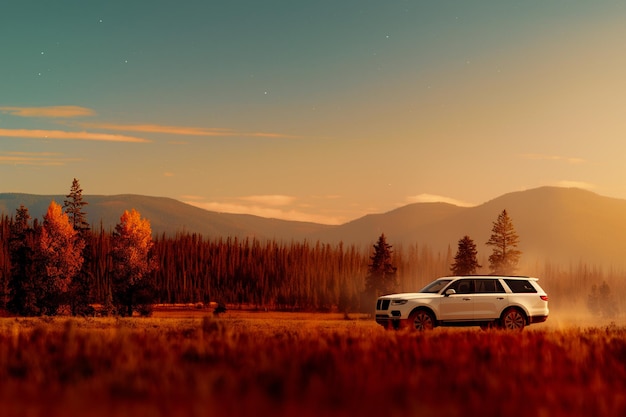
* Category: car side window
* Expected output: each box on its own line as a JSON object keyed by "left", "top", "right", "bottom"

{"left": 504, "top": 279, "right": 537, "bottom": 293}
{"left": 475, "top": 279, "right": 505, "bottom": 293}
{"left": 448, "top": 279, "right": 474, "bottom": 294}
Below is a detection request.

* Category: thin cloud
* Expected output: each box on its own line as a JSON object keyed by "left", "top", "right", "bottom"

{"left": 407, "top": 193, "right": 474, "bottom": 207}
{"left": 71, "top": 122, "right": 297, "bottom": 139}
{"left": 521, "top": 153, "right": 586, "bottom": 164}
{"left": 554, "top": 180, "right": 595, "bottom": 190}
{"left": 184, "top": 200, "right": 343, "bottom": 225}
{"left": 179, "top": 194, "right": 205, "bottom": 201}
{"left": 0, "top": 128, "right": 150, "bottom": 143}
{"left": 239, "top": 195, "right": 296, "bottom": 206}
{"left": 0, "top": 151, "right": 80, "bottom": 166}
{"left": 0, "top": 106, "right": 95, "bottom": 118}
{"left": 247, "top": 132, "right": 298, "bottom": 139}
{"left": 74, "top": 122, "right": 229, "bottom": 136}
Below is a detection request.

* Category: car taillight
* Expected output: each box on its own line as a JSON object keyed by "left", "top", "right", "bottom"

{"left": 540, "top": 295, "right": 548, "bottom": 301}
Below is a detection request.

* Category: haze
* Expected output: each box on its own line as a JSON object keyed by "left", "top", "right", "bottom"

{"left": 2, "top": 1, "right": 626, "bottom": 225}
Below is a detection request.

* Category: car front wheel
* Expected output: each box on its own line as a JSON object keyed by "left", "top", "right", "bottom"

{"left": 407, "top": 310, "right": 435, "bottom": 331}
{"left": 501, "top": 308, "right": 526, "bottom": 330}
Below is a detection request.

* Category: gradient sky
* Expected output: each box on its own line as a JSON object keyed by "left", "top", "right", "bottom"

{"left": 2, "top": 1, "right": 626, "bottom": 224}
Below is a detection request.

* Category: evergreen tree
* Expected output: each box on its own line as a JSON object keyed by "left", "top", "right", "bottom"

{"left": 450, "top": 235, "right": 481, "bottom": 275}
{"left": 365, "top": 234, "right": 397, "bottom": 297}
{"left": 63, "top": 178, "right": 93, "bottom": 315}
{"left": 486, "top": 209, "right": 522, "bottom": 275}
{"left": 111, "top": 209, "right": 156, "bottom": 316}
{"left": 7, "top": 206, "right": 40, "bottom": 315}
{"left": 588, "top": 281, "right": 617, "bottom": 318}
{"left": 63, "top": 178, "right": 90, "bottom": 234}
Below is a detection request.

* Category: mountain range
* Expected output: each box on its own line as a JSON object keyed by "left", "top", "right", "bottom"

{"left": 2, "top": 186, "right": 626, "bottom": 268}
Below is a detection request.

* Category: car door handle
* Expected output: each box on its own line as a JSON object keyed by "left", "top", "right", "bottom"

{"left": 463, "top": 298, "right": 471, "bottom": 301}
{"left": 496, "top": 297, "right": 504, "bottom": 300}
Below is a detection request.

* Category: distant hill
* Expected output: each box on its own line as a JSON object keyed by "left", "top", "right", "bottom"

{"left": 0, "top": 193, "right": 332, "bottom": 241}
{"left": 318, "top": 187, "right": 626, "bottom": 268}
{"left": 2, "top": 187, "right": 626, "bottom": 268}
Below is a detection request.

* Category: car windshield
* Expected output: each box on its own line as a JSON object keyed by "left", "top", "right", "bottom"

{"left": 419, "top": 279, "right": 452, "bottom": 294}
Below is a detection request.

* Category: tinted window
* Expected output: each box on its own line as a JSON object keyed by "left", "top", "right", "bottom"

{"left": 504, "top": 279, "right": 537, "bottom": 293}
{"left": 420, "top": 279, "right": 452, "bottom": 294}
{"left": 447, "top": 279, "right": 474, "bottom": 294}
{"left": 475, "top": 279, "right": 505, "bottom": 293}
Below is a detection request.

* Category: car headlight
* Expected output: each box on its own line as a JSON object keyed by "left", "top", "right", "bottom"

{"left": 390, "top": 299, "right": 408, "bottom": 306}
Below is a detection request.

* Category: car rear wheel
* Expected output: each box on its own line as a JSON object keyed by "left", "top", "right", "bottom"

{"left": 501, "top": 308, "right": 525, "bottom": 330}
{"left": 408, "top": 310, "right": 435, "bottom": 331}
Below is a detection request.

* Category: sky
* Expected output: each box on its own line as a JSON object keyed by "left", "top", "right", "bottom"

{"left": 2, "top": 1, "right": 626, "bottom": 225}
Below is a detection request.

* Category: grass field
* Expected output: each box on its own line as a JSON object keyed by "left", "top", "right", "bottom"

{"left": 0, "top": 311, "right": 625, "bottom": 417}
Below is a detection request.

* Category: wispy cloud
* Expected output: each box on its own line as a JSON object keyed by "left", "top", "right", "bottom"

{"left": 182, "top": 195, "right": 343, "bottom": 225}
{"left": 185, "top": 200, "right": 343, "bottom": 225}
{"left": 0, "top": 106, "right": 95, "bottom": 118}
{"left": 407, "top": 193, "right": 474, "bottom": 207}
{"left": 70, "top": 122, "right": 297, "bottom": 139}
{"left": 521, "top": 153, "right": 586, "bottom": 164}
{"left": 0, "top": 128, "right": 150, "bottom": 143}
{"left": 0, "top": 151, "right": 80, "bottom": 166}
{"left": 239, "top": 195, "right": 296, "bottom": 206}
{"left": 73, "top": 122, "right": 229, "bottom": 136}
{"left": 1, "top": 106, "right": 295, "bottom": 139}
{"left": 554, "top": 180, "right": 595, "bottom": 190}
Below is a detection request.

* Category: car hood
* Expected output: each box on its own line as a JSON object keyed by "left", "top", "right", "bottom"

{"left": 378, "top": 292, "right": 440, "bottom": 300}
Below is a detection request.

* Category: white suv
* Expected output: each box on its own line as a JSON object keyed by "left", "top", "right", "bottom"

{"left": 375, "top": 276, "right": 549, "bottom": 330}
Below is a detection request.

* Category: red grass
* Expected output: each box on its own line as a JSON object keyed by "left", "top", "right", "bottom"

{"left": 0, "top": 315, "right": 624, "bottom": 417}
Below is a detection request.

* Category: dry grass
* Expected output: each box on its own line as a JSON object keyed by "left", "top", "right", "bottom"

{"left": 0, "top": 313, "right": 625, "bottom": 417}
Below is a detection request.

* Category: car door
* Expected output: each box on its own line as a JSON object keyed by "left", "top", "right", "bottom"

{"left": 473, "top": 279, "right": 509, "bottom": 320}
{"left": 439, "top": 279, "right": 475, "bottom": 321}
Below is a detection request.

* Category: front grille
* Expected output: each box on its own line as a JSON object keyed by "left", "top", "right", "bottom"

{"left": 376, "top": 299, "right": 390, "bottom": 311}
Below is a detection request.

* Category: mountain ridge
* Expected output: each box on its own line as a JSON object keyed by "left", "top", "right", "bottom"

{"left": 2, "top": 186, "right": 626, "bottom": 268}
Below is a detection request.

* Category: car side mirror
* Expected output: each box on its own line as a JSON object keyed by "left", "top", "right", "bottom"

{"left": 445, "top": 289, "right": 456, "bottom": 297}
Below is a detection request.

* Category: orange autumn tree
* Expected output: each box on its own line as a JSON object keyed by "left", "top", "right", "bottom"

{"left": 110, "top": 209, "right": 156, "bottom": 316}
{"left": 39, "top": 201, "right": 85, "bottom": 314}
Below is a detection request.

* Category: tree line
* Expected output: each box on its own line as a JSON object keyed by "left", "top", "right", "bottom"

{"left": 365, "top": 209, "right": 522, "bottom": 297}
{"left": 0, "top": 179, "right": 622, "bottom": 316}
{"left": 0, "top": 179, "right": 155, "bottom": 316}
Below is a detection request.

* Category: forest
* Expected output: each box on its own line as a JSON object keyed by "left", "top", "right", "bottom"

{"left": 0, "top": 180, "right": 624, "bottom": 317}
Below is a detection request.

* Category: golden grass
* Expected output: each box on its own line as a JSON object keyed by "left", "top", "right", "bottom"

{"left": 0, "top": 313, "right": 625, "bottom": 417}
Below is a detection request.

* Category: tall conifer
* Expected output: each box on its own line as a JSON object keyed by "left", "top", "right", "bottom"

{"left": 63, "top": 178, "right": 93, "bottom": 315}
{"left": 451, "top": 235, "right": 481, "bottom": 275}
{"left": 63, "top": 178, "right": 90, "bottom": 234}
{"left": 486, "top": 209, "right": 522, "bottom": 274}
{"left": 365, "top": 233, "right": 398, "bottom": 297}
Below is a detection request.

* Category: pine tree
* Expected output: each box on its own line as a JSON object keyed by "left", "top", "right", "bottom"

{"left": 63, "top": 178, "right": 93, "bottom": 316}
{"left": 38, "top": 201, "right": 85, "bottom": 314}
{"left": 486, "top": 209, "right": 522, "bottom": 275}
{"left": 588, "top": 281, "right": 617, "bottom": 318}
{"left": 63, "top": 178, "right": 90, "bottom": 234}
{"left": 365, "top": 234, "right": 398, "bottom": 297}
{"left": 450, "top": 235, "right": 481, "bottom": 275}
{"left": 111, "top": 209, "right": 156, "bottom": 316}
{"left": 7, "top": 206, "right": 40, "bottom": 315}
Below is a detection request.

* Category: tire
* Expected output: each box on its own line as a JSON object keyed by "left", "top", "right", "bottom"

{"left": 407, "top": 309, "right": 435, "bottom": 331}
{"left": 500, "top": 308, "right": 526, "bottom": 330}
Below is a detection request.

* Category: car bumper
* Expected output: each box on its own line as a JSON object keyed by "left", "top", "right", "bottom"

{"left": 530, "top": 315, "right": 548, "bottom": 324}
